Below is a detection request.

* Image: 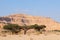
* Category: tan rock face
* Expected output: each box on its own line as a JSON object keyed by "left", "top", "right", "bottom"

{"left": 0, "top": 14, "right": 60, "bottom": 30}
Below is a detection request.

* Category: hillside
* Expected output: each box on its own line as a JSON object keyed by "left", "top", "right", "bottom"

{"left": 0, "top": 14, "right": 60, "bottom": 30}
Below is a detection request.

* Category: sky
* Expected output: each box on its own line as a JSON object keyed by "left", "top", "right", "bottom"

{"left": 0, "top": 0, "right": 60, "bottom": 22}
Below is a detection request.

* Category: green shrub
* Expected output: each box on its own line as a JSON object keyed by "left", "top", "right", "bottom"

{"left": 3, "top": 24, "right": 21, "bottom": 34}
{"left": 32, "top": 24, "right": 46, "bottom": 33}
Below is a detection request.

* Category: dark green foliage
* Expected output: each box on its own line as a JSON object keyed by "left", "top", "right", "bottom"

{"left": 3, "top": 24, "right": 21, "bottom": 34}
{"left": 21, "top": 24, "right": 46, "bottom": 34}
{"left": 3, "top": 24, "right": 46, "bottom": 34}
{"left": 40, "top": 25, "right": 46, "bottom": 29}
{"left": 32, "top": 24, "right": 40, "bottom": 31}
{"left": 32, "top": 24, "right": 46, "bottom": 32}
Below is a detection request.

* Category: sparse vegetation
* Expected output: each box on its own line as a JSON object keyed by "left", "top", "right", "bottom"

{"left": 3, "top": 24, "right": 22, "bottom": 34}
{"left": 3, "top": 24, "right": 46, "bottom": 35}
{"left": 21, "top": 25, "right": 29, "bottom": 34}
{"left": 53, "top": 30, "right": 60, "bottom": 32}
{"left": 31, "top": 24, "right": 46, "bottom": 33}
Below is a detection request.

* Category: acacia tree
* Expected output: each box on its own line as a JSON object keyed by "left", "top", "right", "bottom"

{"left": 21, "top": 25, "right": 31, "bottom": 35}
{"left": 3, "top": 24, "right": 22, "bottom": 34}
{"left": 3, "top": 24, "right": 46, "bottom": 34}
{"left": 32, "top": 24, "right": 46, "bottom": 33}
{"left": 22, "top": 24, "right": 46, "bottom": 34}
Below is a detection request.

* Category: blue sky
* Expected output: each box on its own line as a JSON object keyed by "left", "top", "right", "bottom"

{"left": 0, "top": 0, "right": 60, "bottom": 22}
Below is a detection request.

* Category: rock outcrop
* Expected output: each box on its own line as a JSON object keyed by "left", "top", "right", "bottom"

{"left": 0, "top": 14, "right": 60, "bottom": 30}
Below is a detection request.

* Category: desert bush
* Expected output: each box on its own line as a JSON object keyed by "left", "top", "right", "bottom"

{"left": 3, "top": 24, "right": 22, "bottom": 34}
{"left": 32, "top": 24, "right": 46, "bottom": 33}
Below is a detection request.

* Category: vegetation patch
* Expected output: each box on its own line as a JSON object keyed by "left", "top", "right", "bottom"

{"left": 3, "top": 24, "right": 46, "bottom": 35}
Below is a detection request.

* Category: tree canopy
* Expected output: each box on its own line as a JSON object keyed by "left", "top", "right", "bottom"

{"left": 3, "top": 24, "right": 46, "bottom": 34}
{"left": 3, "top": 24, "right": 21, "bottom": 34}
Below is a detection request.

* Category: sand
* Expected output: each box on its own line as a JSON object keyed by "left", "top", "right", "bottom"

{"left": 0, "top": 34, "right": 60, "bottom": 40}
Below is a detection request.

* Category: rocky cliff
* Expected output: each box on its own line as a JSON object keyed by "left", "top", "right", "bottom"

{"left": 0, "top": 14, "right": 60, "bottom": 30}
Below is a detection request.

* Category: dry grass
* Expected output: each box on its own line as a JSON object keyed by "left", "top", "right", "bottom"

{"left": 0, "top": 34, "right": 60, "bottom": 40}
{"left": 0, "top": 31, "right": 60, "bottom": 40}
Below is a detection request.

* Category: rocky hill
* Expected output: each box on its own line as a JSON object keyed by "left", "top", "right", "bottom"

{"left": 0, "top": 14, "right": 60, "bottom": 30}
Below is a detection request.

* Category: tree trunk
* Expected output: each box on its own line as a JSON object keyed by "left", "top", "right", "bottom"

{"left": 24, "top": 29, "right": 27, "bottom": 35}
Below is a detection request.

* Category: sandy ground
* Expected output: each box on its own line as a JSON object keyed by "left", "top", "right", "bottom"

{"left": 0, "top": 34, "right": 60, "bottom": 40}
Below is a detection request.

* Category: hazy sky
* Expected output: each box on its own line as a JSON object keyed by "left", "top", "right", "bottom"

{"left": 0, "top": 0, "right": 60, "bottom": 22}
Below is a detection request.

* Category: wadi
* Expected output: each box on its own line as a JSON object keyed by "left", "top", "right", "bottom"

{"left": 0, "top": 14, "right": 60, "bottom": 40}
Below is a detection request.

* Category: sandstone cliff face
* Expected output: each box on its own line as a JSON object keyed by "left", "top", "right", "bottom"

{"left": 0, "top": 14, "right": 60, "bottom": 30}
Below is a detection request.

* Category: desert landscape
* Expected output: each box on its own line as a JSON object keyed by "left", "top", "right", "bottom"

{"left": 0, "top": 0, "right": 60, "bottom": 40}
{"left": 0, "top": 34, "right": 60, "bottom": 40}
{"left": 0, "top": 14, "right": 60, "bottom": 40}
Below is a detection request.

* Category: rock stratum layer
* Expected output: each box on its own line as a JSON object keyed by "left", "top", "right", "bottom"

{"left": 0, "top": 14, "right": 60, "bottom": 30}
